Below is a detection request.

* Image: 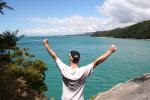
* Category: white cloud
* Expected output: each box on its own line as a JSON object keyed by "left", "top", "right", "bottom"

{"left": 20, "top": 28, "right": 60, "bottom": 36}
{"left": 22, "top": 15, "right": 132, "bottom": 35}
{"left": 22, "top": 15, "right": 106, "bottom": 35}
{"left": 21, "top": 0, "right": 150, "bottom": 35}
{"left": 97, "top": 0, "right": 150, "bottom": 23}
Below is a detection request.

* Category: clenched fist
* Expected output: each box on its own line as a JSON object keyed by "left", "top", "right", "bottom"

{"left": 109, "top": 44, "right": 117, "bottom": 53}
{"left": 43, "top": 39, "right": 49, "bottom": 48}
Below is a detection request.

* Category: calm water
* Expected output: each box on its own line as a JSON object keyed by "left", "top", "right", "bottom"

{"left": 18, "top": 36, "right": 150, "bottom": 100}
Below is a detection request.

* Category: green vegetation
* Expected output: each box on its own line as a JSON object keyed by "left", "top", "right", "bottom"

{"left": 0, "top": 30, "right": 47, "bottom": 100}
{"left": 91, "top": 20, "right": 150, "bottom": 39}
{"left": 89, "top": 96, "right": 95, "bottom": 100}
{"left": 1, "top": 1, "right": 48, "bottom": 99}
{"left": 0, "top": 0, "right": 13, "bottom": 15}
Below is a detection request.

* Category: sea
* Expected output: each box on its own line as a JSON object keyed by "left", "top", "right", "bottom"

{"left": 18, "top": 36, "right": 150, "bottom": 100}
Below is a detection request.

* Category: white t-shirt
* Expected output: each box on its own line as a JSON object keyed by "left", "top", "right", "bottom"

{"left": 55, "top": 58, "right": 93, "bottom": 100}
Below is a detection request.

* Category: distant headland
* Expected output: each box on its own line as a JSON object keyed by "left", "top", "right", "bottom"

{"left": 91, "top": 20, "right": 150, "bottom": 39}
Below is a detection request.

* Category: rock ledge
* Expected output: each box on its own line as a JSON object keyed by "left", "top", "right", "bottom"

{"left": 94, "top": 73, "right": 150, "bottom": 100}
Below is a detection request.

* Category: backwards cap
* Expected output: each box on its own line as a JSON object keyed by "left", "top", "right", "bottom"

{"left": 70, "top": 50, "right": 80, "bottom": 63}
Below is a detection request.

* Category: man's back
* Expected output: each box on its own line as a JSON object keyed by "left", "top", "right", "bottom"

{"left": 56, "top": 58, "right": 93, "bottom": 100}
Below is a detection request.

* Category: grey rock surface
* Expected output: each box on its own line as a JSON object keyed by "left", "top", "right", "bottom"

{"left": 94, "top": 73, "right": 150, "bottom": 100}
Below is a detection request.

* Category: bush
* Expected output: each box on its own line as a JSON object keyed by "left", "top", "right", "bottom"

{"left": 0, "top": 30, "right": 48, "bottom": 96}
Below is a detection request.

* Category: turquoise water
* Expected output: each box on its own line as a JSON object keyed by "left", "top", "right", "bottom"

{"left": 18, "top": 36, "right": 150, "bottom": 100}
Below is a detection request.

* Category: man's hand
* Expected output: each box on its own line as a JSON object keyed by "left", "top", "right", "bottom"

{"left": 92, "top": 44, "right": 117, "bottom": 68}
{"left": 109, "top": 44, "right": 117, "bottom": 53}
{"left": 43, "top": 39, "right": 58, "bottom": 60}
{"left": 43, "top": 39, "right": 49, "bottom": 48}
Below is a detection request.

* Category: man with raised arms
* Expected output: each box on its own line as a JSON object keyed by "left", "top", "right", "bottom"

{"left": 43, "top": 39, "right": 117, "bottom": 100}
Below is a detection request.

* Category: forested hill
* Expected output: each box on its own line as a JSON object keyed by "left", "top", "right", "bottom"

{"left": 91, "top": 20, "right": 150, "bottom": 39}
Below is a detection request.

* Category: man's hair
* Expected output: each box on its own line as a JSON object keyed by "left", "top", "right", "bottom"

{"left": 70, "top": 50, "right": 80, "bottom": 63}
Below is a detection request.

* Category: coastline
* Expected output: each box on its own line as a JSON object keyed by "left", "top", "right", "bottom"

{"left": 93, "top": 36, "right": 150, "bottom": 40}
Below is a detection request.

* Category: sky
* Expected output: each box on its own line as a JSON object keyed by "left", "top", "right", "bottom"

{"left": 0, "top": 0, "right": 150, "bottom": 36}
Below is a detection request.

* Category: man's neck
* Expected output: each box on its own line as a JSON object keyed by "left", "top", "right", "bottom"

{"left": 70, "top": 63, "right": 78, "bottom": 68}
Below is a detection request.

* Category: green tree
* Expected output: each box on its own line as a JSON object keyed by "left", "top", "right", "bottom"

{"left": 92, "top": 20, "right": 150, "bottom": 39}
{"left": 0, "top": 0, "right": 13, "bottom": 15}
{"left": 0, "top": 30, "right": 48, "bottom": 100}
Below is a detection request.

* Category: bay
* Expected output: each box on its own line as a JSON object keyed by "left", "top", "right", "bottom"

{"left": 18, "top": 36, "right": 150, "bottom": 100}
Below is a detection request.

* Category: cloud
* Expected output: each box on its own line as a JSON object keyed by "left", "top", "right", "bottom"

{"left": 21, "top": 0, "right": 150, "bottom": 35}
{"left": 22, "top": 15, "right": 132, "bottom": 35}
{"left": 97, "top": 0, "right": 150, "bottom": 23}
{"left": 20, "top": 28, "right": 60, "bottom": 36}
{"left": 22, "top": 15, "right": 106, "bottom": 35}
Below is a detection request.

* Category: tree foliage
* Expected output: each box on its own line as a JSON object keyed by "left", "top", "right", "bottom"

{"left": 91, "top": 20, "right": 150, "bottom": 39}
{"left": 0, "top": 0, "right": 13, "bottom": 15}
{"left": 0, "top": 30, "right": 47, "bottom": 98}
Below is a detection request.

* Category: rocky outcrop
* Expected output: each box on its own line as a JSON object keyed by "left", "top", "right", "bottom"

{"left": 94, "top": 73, "right": 150, "bottom": 100}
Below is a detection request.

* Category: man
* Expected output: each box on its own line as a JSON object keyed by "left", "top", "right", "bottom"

{"left": 43, "top": 39, "right": 117, "bottom": 100}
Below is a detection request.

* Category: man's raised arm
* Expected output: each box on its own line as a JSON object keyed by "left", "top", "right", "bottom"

{"left": 43, "top": 39, "right": 58, "bottom": 60}
{"left": 92, "top": 44, "right": 117, "bottom": 69}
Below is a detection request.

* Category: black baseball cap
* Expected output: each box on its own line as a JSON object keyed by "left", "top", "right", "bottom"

{"left": 69, "top": 50, "right": 80, "bottom": 63}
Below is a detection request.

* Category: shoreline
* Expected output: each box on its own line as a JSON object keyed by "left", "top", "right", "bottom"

{"left": 93, "top": 36, "right": 150, "bottom": 40}
{"left": 17, "top": 35, "right": 150, "bottom": 40}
